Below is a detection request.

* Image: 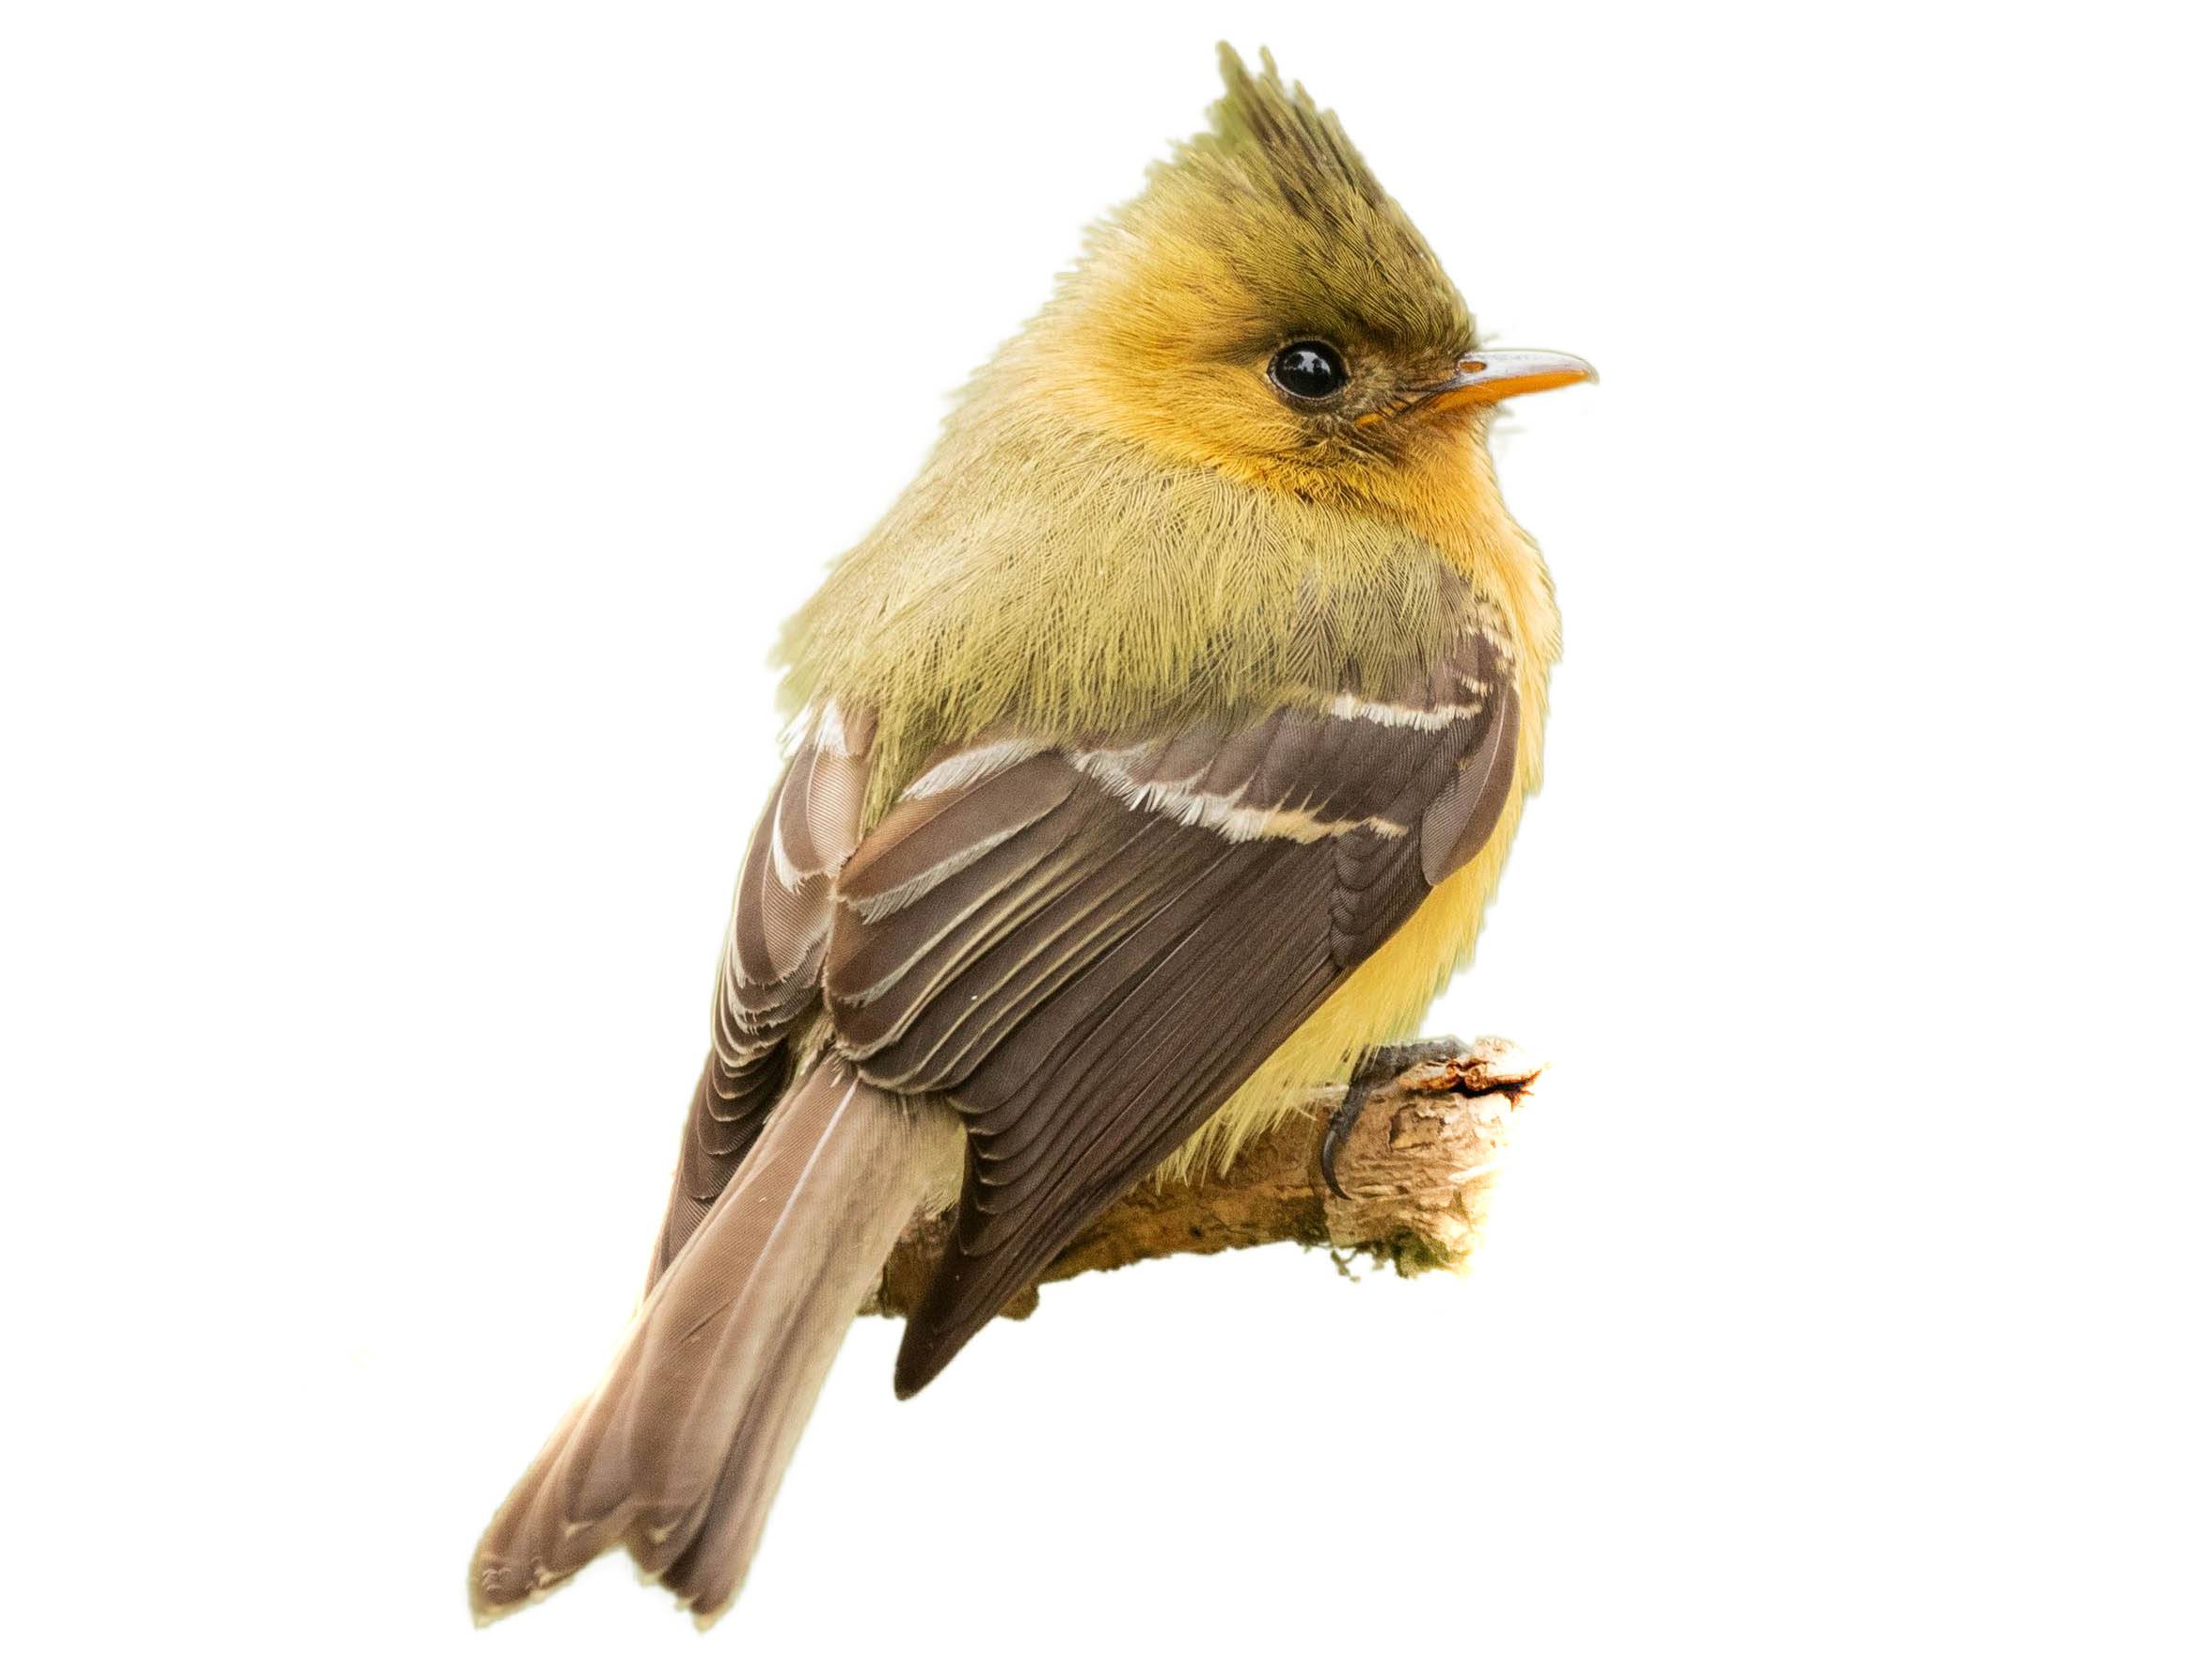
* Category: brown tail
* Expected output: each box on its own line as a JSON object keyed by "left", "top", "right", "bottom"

{"left": 469, "top": 1060, "right": 963, "bottom": 1626}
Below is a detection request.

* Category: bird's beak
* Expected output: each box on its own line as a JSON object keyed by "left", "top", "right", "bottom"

{"left": 1417, "top": 349, "right": 1596, "bottom": 414}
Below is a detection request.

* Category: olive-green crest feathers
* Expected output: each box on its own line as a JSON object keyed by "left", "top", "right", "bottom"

{"left": 1092, "top": 44, "right": 1474, "bottom": 360}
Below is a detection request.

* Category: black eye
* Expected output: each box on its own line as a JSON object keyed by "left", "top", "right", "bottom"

{"left": 1268, "top": 340, "right": 1349, "bottom": 402}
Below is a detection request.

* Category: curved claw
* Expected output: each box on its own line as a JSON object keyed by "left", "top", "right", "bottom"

{"left": 1319, "top": 1038, "right": 1470, "bottom": 1200}
{"left": 1319, "top": 1080, "right": 1378, "bottom": 1201}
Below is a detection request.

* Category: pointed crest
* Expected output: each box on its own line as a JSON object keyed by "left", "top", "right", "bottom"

{"left": 1080, "top": 45, "right": 1473, "bottom": 358}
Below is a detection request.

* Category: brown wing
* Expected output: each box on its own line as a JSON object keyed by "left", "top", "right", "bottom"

{"left": 822, "top": 624, "right": 1520, "bottom": 1394}
{"left": 646, "top": 702, "right": 876, "bottom": 1287}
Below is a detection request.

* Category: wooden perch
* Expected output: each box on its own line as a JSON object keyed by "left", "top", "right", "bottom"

{"left": 865, "top": 1035, "right": 1542, "bottom": 1322}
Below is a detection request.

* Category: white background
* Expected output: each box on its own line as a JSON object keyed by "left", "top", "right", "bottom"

{"left": 4, "top": 3, "right": 2206, "bottom": 1654}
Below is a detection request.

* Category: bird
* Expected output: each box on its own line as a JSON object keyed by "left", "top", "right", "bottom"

{"left": 470, "top": 44, "right": 1590, "bottom": 1627}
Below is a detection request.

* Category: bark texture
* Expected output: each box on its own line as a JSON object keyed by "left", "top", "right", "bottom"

{"left": 865, "top": 1035, "right": 1541, "bottom": 1323}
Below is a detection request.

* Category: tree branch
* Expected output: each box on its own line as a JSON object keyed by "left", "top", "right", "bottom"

{"left": 864, "top": 1035, "right": 1542, "bottom": 1322}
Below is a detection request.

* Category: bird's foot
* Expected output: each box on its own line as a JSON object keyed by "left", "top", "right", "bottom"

{"left": 1319, "top": 1036, "right": 1469, "bottom": 1200}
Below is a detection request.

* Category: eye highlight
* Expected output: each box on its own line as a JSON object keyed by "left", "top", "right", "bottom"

{"left": 1268, "top": 340, "right": 1349, "bottom": 403}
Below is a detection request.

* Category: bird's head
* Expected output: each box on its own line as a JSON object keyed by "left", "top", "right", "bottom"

{"left": 1008, "top": 47, "right": 1589, "bottom": 530}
